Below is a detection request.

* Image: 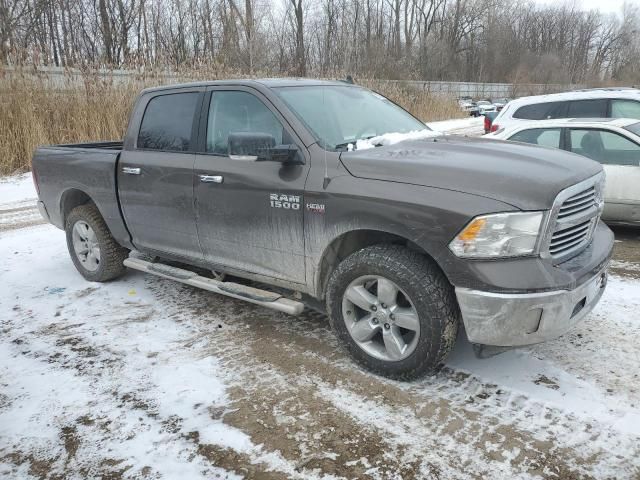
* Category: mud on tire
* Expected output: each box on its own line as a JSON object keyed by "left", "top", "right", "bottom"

{"left": 65, "top": 203, "right": 129, "bottom": 282}
{"left": 326, "top": 244, "right": 459, "bottom": 380}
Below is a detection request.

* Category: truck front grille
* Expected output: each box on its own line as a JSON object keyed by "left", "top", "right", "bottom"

{"left": 544, "top": 175, "right": 604, "bottom": 262}
{"left": 557, "top": 186, "right": 596, "bottom": 219}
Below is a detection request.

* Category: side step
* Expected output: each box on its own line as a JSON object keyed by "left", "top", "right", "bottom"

{"left": 123, "top": 257, "right": 305, "bottom": 315}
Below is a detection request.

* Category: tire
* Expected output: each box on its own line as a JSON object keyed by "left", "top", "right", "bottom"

{"left": 65, "top": 203, "right": 129, "bottom": 282}
{"left": 326, "top": 244, "right": 459, "bottom": 380}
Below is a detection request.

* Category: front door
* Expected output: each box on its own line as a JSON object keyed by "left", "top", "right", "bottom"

{"left": 194, "top": 88, "right": 309, "bottom": 283}
{"left": 118, "top": 89, "right": 203, "bottom": 259}
{"left": 568, "top": 128, "right": 640, "bottom": 223}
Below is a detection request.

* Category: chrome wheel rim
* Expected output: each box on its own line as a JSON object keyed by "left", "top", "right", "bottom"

{"left": 342, "top": 275, "right": 420, "bottom": 362}
{"left": 72, "top": 221, "right": 101, "bottom": 272}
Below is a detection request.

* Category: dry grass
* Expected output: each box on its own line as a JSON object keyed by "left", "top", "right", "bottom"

{"left": 0, "top": 69, "right": 463, "bottom": 175}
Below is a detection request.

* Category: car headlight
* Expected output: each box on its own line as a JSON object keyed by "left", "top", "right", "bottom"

{"left": 449, "top": 212, "right": 544, "bottom": 258}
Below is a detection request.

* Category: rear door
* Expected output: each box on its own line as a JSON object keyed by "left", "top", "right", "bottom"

{"left": 507, "top": 127, "right": 563, "bottom": 149}
{"left": 119, "top": 88, "right": 204, "bottom": 259}
{"left": 193, "top": 87, "right": 309, "bottom": 283}
{"left": 568, "top": 128, "right": 640, "bottom": 223}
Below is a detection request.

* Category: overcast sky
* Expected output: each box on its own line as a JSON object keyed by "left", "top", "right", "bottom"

{"left": 535, "top": 0, "right": 638, "bottom": 15}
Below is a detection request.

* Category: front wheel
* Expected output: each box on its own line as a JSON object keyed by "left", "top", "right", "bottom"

{"left": 65, "top": 204, "right": 129, "bottom": 282}
{"left": 326, "top": 245, "right": 459, "bottom": 380}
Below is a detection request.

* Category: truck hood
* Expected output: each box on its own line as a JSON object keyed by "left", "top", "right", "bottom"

{"left": 340, "top": 135, "right": 602, "bottom": 210}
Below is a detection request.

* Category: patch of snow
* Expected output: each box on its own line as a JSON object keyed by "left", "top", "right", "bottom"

{"left": 352, "top": 129, "right": 443, "bottom": 151}
{"left": 0, "top": 172, "right": 36, "bottom": 207}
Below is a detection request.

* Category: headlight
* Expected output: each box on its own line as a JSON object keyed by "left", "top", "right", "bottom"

{"left": 449, "top": 212, "right": 544, "bottom": 258}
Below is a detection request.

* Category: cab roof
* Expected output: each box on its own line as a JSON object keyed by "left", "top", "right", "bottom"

{"left": 506, "top": 88, "right": 640, "bottom": 109}
{"left": 140, "top": 78, "right": 355, "bottom": 94}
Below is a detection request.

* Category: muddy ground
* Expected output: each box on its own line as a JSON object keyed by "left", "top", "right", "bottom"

{"left": 1, "top": 201, "right": 640, "bottom": 479}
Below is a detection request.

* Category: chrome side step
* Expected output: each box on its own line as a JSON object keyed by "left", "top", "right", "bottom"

{"left": 123, "top": 257, "right": 305, "bottom": 315}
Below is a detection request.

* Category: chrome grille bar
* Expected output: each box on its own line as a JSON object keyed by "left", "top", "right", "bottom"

{"left": 541, "top": 173, "right": 604, "bottom": 263}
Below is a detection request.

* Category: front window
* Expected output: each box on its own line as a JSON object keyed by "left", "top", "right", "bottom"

{"left": 569, "top": 128, "right": 640, "bottom": 166}
{"left": 206, "top": 91, "right": 285, "bottom": 155}
{"left": 275, "top": 86, "right": 426, "bottom": 150}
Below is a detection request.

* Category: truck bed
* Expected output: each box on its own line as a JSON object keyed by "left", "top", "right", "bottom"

{"left": 51, "top": 140, "right": 123, "bottom": 151}
{"left": 32, "top": 142, "right": 131, "bottom": 247}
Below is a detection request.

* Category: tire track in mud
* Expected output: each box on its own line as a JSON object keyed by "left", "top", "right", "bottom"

{"left": 148, "top": 279, "right": 640, "bottom": 479}
{"left": 0, "top": 200, "right": 44, "bottom": 231}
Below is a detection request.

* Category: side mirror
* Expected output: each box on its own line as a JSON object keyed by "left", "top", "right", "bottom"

{"left": 258, "top": 145, "right": 303, "bottom": 165}
{"left": 228, "top": 132, "right": 302, "bottom": 164}
{"left": 228, "top": 132, "right": 276, "bottom": 161}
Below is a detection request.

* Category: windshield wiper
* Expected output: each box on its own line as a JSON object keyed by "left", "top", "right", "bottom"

{"left": 334, "top": 135, "right": 377, "bottom": 151}
{"left": 334, "top": 141, "right": 354, "bottom": 151}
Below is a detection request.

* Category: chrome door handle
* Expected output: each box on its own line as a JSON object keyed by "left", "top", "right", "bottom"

{"left": 200, "top": 175, "right": 223, "bottom": 184}
{"left": 122, "top": 167, "right": 141, "bottom": 175}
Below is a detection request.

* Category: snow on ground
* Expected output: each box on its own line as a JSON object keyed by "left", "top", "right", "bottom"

{"left": 2, "top": 222, "right": 639, "bottom": 478}
{"left": 0, "top": 173, "right": 36, "bottom": 206}
{"left": 427, "top": 116, "right": 484, "bottom": 135}
{"left": 2, "top": 123, "right": 640, "bottom": 478}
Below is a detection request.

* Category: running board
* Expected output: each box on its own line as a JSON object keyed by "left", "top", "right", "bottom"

{"left": 123, "top": 257, "right": 305, "bottom": 315}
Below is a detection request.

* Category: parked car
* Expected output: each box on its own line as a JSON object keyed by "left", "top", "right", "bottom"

{"left": 476, "top": 100, "right": 496, "bottom": 115}
{"left": 484, "top": 111, "right": 500, "bottom": 133}
{"left": 491, "top": 87, "right": 640, "bottom": 132}
{"left": 32, "top": 79, "right": 613, "bottom": 379}
{"left": 489, "top": 118, "right": 640, "bottom": 225}
{"left": 491, "top": 97, "right": 512, "bottom": 111}
{"left": 458, "top": 97, "right": 479, "bottom": 117}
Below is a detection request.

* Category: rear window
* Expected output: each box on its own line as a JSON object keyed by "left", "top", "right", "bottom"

{"left": 624, "top": 121, "right": 640, "bottom": 136}
{"left": 138, "top": 92, "right": 199, "bottom": 151}
{"left": 513, "top": 102, "right": 562, "bottom": 120}
{"left": 508, "top": 128, "right": 561, "bottom": 148}
{"left": 567, "top": 99, "right": 607, "bottom": 118}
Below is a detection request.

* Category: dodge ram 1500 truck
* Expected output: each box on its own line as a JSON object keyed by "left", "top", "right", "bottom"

{"left": 32, "top": 79, "right": 613, "bottom": 379}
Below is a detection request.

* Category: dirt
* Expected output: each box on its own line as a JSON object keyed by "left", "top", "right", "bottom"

{"left": 2, "top": 211, "right": 640, "bottom": 478}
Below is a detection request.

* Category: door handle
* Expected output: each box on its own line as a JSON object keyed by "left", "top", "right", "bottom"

{"left": 122, "top": 167, "right": 141, "bottom": 175}
{"left": 200, "top": 175, "right": 223, "bottom": 184}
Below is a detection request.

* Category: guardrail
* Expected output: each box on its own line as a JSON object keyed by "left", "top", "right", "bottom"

{"left": 1, "top": 65, "right": 586, "bottom": 98}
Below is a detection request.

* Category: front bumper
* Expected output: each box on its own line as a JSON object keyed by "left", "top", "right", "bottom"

{"left": 456, "top": 265, "right": 608, "bottom": 346}
{"left": 454, "top": 220, "right": 613, "bottom": 347}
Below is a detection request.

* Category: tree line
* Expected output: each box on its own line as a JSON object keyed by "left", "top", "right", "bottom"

{"left": 2, "top": 0, "right": 639, "bottom": 84}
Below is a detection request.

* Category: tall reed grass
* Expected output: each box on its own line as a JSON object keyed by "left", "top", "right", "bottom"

{"left": 0, "top": 69, "right": 463, "bottom": 175}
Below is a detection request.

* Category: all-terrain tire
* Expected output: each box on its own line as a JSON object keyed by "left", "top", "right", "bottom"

{"left": 65, "top": 203, "right": 129, "bottom": 282}
{"left": 326, "top": 244, "right": 459, "bottom": 380}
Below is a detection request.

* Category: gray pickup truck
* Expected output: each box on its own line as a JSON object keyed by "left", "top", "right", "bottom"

{"left": 32, "top": 79, "right": 613, "bottom": 379}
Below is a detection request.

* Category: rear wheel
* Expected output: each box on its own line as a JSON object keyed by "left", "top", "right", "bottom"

{"left": 326, "top": 245, "right": 459, "bottom": 380}
{"left": 65, "top": 204, "right": 128, "bottom": 282}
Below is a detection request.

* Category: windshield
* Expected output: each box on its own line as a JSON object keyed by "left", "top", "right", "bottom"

{"left": 624, "top": 121, "right": 640, "bottom": 137}
{"left": 275, "top": 86, "right": 427, "bottom": 150}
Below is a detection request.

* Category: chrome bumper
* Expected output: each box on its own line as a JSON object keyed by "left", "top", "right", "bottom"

{"left": 455, "top": 266, "right": 608, "bottom": 347}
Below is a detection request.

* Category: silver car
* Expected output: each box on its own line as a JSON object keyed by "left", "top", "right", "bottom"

{"left": 489, "top": 118, "right": 640, "bottom": 225}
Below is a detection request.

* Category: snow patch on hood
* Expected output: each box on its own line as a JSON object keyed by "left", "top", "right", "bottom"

{"left": 349, "top": 129, "right": 443, "bottom": 151}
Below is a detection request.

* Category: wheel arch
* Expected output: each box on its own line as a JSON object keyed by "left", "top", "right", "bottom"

{"left": 60, "top": 188, "right": 95, "bottom": 226}
{"left": 314, "top": 228, "right": 447, "bottom": 300}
